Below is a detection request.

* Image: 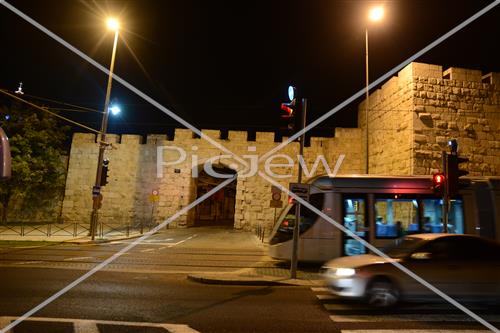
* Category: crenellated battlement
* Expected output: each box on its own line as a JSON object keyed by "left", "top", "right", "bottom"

{"left": 358, "top": 62, "right": 500, "bottom": 176}
{"left": 71, "top": 127, "right": 362, "bottom": 147}
{"left": 63, "top": 62, "right": 499, "bottom": 231}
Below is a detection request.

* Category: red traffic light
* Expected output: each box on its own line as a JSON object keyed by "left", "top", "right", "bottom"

{"left": 432, "top": 172, "right": 445, "bottom": 195}
{"left": 281, "top": 103, "right": 294, "bottom": 118}
{"left": 433, "top": 173, "right": 445, "bottom": 185}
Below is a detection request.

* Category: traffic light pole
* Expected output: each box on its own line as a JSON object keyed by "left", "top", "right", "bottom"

{"left": 441, "top": 151, "right": 449, "bottom": 233}
{"left": 90, "top": 30, "right": 119, "bottom": 241}
{"left": 290, "top": 98, "right": 307, "bottom": 279}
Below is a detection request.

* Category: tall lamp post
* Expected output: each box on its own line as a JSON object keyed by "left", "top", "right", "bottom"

{"left": 90, "top": 18, "right": 120, "bottom": 240}
{"left": 365, "top": 6, "right": 384, "bottom": 174}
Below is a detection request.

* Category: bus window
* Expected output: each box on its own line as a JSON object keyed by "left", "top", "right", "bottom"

{"left": 343, "top": 198, "right": 367, "bottom": 255}
{"left": 421, "top": 199, "right": 464, "bottom": 234}
{"left": 374, "top": 197, "right": 464, "bottom": 238}
{"left": 375, "top": 198, "right": 416, "bottom": 238}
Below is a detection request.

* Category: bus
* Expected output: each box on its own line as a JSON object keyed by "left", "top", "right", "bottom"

{"left": 268, "top": 175, "right": 500, "bottom": 263}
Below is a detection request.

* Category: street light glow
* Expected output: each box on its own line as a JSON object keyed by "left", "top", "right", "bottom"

{"left": 368, "top": 6, "right": 384, "bottom": 22}
{"left": 109, "top": 105, "right": 121, "bottom": 115}
{"left": 106, "top": 18, "right": 120, "bottom": 31}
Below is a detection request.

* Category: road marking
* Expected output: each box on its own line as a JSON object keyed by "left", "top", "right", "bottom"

{"left": 15, "top": 261, "right": 43, "bottom": 265}
{"left": 0, "top": 318, "right": 10, "bottom": 333}
{"left": 140, "top": 248, "right": 155, "bottom": 253}
{"left": 311, "top": 287, "right": 329, "bottom": 292}
{"left": 0, "top": 316, "right": 200, "bottom": 333}
{"left": 144, "top": 238, "right": 174, "bottom": 242}
{"left": 63, "top": 256, "right": 94, "bottom": 261}
{"left": 340, "top": 328, "right": 491, "bottom": 333}
{"left": 167, "top": 234, "right": 198, "bottom": 247}
{"left": 159, "top": 246, "right": 167, "bottom": 250}
{"left": 330, "top": 314, "right": 500, "bottom": 322}
{"left": 323, "top": 302, "right": 489, "bottom": 311}
{"left": 316, "top": 294, "right": 336, "bottom": 300}
{"left": 74, "top": 320, "right": 98, "bottom": 333}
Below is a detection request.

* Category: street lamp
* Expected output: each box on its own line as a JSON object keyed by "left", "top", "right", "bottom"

{"left": 364, "top": 5, "right": 384, "bottom": 174}
{"left": 109, "top": 105, "right": 121, "bottom": 116}
{"left": 90, "top": 17, "right": 120, "bottom": 240}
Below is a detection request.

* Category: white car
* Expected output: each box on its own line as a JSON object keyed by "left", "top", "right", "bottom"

{"left": 321, "top": 234, "right": 500, "bottom": 307}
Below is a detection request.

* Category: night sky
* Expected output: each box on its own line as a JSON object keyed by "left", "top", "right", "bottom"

{"left": 1, "top": 0, "right": 499, "bottom": 139}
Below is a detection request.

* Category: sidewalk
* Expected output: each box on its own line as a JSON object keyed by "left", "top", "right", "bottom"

{"left": 0, "top": 224, "right": 325, "bottom": 286}
{"left": 184, "top": 228, "right": 325, "bottom": 287}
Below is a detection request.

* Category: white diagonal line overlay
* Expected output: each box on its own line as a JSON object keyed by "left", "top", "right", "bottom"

{"left": 258, "top": 170, "right": 499, "bottom": 333}
{"left": 0, "top": 176, "right": 236, "bottom": 333}
{"left": 0, "top": 0, "right": 249, "bottom": 170}
{"left": 1, "top": 0, "right": 499, "bottom": 332}
{"left": 258, "top": 0, "right": 500, "bottom": 162}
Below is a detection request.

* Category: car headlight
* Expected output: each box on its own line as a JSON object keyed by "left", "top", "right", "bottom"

{"left": 335, "top": 268, "right": 356, "bottom": 277}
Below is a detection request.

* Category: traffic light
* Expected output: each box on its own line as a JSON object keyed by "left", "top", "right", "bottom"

{"left": 281, "top": 100, "right": 296, "bottom": 129}
{"left": 100, "top": 159, "right": 109, "bottom": 186}
{"left": 432, "top": 172, "right": 445, "bottom": 195}
{"left": 281, "top": 85, "right": 297, "bottom": 131}
{"left": 447, "top": 154, "right": 469, "bottom": 197}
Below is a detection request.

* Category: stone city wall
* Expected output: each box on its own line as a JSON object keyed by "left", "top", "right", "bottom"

{"left": 61, "top": 128, "right": 363, "bottom": 230}
{"left": 62, "top": 62, "right": 500, "bottom": 230}
{"left": 359, "top": 62, "right": 500, "bottom": 176}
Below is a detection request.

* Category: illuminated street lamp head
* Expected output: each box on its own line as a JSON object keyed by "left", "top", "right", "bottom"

{"left": 109, "top": 105, "right": 121, "bottom": 116}
{"left": 368, "top": 6, "right": 384, "bottom": 22}
{"left": 106, "top": 18, "right": 120, "bottom": 31}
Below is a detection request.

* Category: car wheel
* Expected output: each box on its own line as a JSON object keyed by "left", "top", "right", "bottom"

{"left": 366, "top": 279, "right": 399, "bottom": 307}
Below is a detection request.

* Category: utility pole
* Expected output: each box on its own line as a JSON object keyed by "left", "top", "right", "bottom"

{"left": 441, "top": 151, "right": 449, "bottom": 233}
{"left": 365, "top": 28, "right": 370, "bottom": 174}
{"left": 90, "top": 24, "right": 119, "bottom": 240}
{"left": 290, "top": 98, "right": 307, "bottom": 279}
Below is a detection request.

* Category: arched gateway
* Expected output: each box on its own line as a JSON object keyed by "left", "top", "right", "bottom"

{"left": 193, "top": 164, "right": 237, "bottom": 227}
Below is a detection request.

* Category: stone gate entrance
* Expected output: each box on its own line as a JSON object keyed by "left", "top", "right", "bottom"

{"left": 193, "top": 165, "right": 237, "bottom": 227}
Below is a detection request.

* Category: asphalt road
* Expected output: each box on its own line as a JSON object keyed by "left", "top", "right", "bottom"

{"left": 0, "top": 227, "right": 499, "bottom": 333}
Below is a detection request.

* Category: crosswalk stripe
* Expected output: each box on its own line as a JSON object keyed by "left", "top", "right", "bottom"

{"left": 74, "top": 320, "right": 99, "bottom": 333}
{"left": 340, "top": 329, "right": 491, "bottom": 333}
{"left": 330, "top": 313, "right": 500, "bottom": 322}
{"left": 316, "top": 294, "right": 337, "bottom": 300}
{"left": 323, "top": 303, "right": 486, "bottom": 311}
{"left": 0, "top": 316, "right": 199, "bottom": 333}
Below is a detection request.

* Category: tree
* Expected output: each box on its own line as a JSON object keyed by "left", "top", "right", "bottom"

{"left": 0, "top": 100, "right": 69, "bottom": 223}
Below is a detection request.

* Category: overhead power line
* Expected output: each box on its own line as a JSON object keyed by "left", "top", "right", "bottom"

{"left": 0, "top": 89, "right": 102, "bottom": 134}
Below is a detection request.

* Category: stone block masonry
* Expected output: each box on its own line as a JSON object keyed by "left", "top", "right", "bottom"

{"left": 61, "top": 128, "right": 362, "bottom": 230}
{"left": 359, "top": 62, "right": 500, "bottom": 176}
{"left": 62, "top": 61, "right": 499, "bottom": 230}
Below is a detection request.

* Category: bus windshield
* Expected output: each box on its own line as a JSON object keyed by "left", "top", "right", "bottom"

{"left": 269, "top": 193, "right": 325, "bottom": 245}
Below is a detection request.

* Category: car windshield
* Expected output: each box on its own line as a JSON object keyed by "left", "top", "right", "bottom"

{"left": 383, "top": 237, "right": 427, "bottom": 258}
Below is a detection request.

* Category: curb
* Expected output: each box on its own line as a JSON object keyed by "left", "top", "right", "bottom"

{"left": 187, "top": 274, "right": 323, "bottom": 287}
{"left": 61, "top": 232, "right": 153, "bottom": 245}
{"left": 187, "top": 274, "right": 291, "bottom": 286}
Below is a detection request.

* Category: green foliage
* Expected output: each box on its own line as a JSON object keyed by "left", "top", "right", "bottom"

{"left": 0, "top": 102, "right": 69, "bottom": 223}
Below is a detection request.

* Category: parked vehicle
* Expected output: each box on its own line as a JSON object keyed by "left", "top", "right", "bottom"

{"left": 321, "top": 233, "right": 500, "bottom": 307}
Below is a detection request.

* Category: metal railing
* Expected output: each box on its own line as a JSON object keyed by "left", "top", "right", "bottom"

{"left": 0, "top": 220, "right": 156, "bottom": 239}
{"left": 255, "top": 224, "right": 266, "bottom": 243}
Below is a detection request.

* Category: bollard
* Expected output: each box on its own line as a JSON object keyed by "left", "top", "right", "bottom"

{"left": 127, "top": 225, "right": 130, "bottom": 237}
